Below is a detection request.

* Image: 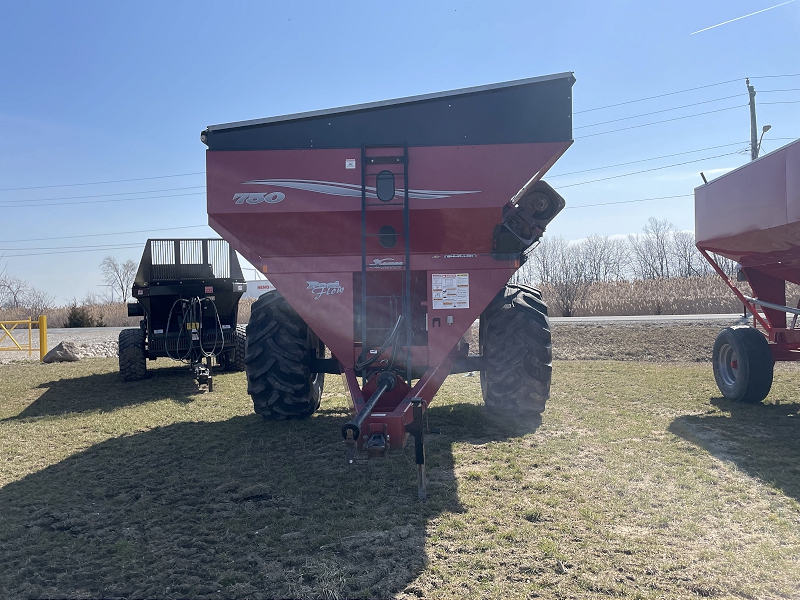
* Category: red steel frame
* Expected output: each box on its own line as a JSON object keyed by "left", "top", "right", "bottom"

{"left": 698, "top": 248, "right": 800, "bottom": 362}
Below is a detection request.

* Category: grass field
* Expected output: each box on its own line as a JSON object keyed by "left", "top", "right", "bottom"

{"left": 1, "top": 358, "right": 799, "bottom": 599}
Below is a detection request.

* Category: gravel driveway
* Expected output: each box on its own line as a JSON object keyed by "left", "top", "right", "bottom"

{"left": 1, "top": 315, "right": 755, "bottom": 366}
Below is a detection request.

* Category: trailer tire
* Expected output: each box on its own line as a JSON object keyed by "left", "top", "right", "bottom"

{"left": 222, "top": 324, "right": 247, "bottom": 371}
{"left": 479, "top": 283, "right": 552, "bottom": 417}
{"left": 119, "top": 328, "right": 147, "bottom": 381}
{"left": 245, "top": 291, "right": 324, "bottom": 419}
{"left": 712, "top": 326, "right": 773, "bottom": 403}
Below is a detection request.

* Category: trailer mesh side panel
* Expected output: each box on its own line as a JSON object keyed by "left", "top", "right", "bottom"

{"left": 149, "top": 239, "right": 232, "bottom": 281}
{"left": 208, "top": 240, "right": 230, "bottom": 278}
{"left": 180, "top": 240, "right": 203, "bottom": 265}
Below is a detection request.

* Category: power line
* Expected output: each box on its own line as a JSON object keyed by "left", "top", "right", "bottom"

{"left": 575, "top": 73, "right": 800, "bottom": 114}
{"left": 557, "top": 151, "right": 741, "bottom": 188}
{"left": 574, "top": 105, "right": 747, "bottom": 139}
{"left": 750, "top": 73, "right": 800, "bottom": 79}
{"left": 574, "top": 79, "right": 741, "bottom": 114}
{"left": 760, "top": 100, "right": 800, "bottom": 105}
{"left": 0, "top": 172, "right": 205, "bottom": 192}
{"left": 0, "top": 224, "right": 208, "bottom": 244}
{"left": 1, "top": 244, "right": 144, "bottom": 258}
{"left": 0, "top": 191, "right": 205, "bottom": 208}
{"left": 565, "top": 194, "right": 693, "bottom": 209}
{"left": 0, "top": 241, "right": 156, "bottom": 252}
{"left": 547, "top": 141, "right": 748, "bottom": 178}
{"left": 574, "top": 94, "right": 742, "bottom": 129}
{"left": 0, "top": 186, "right": 206, "bottom": 204}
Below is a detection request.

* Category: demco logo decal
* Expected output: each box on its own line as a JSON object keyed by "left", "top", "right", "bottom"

{"left": 306, "top": 281, "right": 345, "bottom": 299}
{"left": 233, "top": 192, "right": 285, "bottom": 205}
{"left": 368, "top": 258, "right": 404, "bottom": 269}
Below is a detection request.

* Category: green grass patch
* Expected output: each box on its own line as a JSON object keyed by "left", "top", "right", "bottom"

{"left": 1, "top": 358, "right": 799, "bottom": 598}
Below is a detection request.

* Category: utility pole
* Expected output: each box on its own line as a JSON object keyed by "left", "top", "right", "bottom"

{"left": 747, "top": 78, "right": 758, "bottom": 160}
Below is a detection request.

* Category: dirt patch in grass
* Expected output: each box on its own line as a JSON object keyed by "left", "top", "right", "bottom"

{"left": 2, "top": 356, "right": 799, "bottom": 598}
{"left": 551, "top": 319, "right": 748, "bottom": 362}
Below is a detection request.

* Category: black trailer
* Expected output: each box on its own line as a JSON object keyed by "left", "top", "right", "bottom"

{"left": 120, "top": 239, "right": 247, "bottom": 390}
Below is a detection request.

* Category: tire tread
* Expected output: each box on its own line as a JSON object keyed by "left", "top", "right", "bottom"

{"left": 480, "top": 283, "right": 552, "bottom": 417}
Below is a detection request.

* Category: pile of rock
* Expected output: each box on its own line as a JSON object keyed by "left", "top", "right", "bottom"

{"left": 41, "top": 340, "right": 119, "bottom": 363}
{"left": 75, "top": 340, "right": 119, "bottom": 359}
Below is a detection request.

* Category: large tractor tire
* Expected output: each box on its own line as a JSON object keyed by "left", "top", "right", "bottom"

{"left": 712, "top": 326, "right": 773, "bottom": 403}
{"left": 245, "top": 291, "right": 324, "bottom": 419}
{"left": 479, "top": 284, "right": 552, "bottom": 417}
{"left": 222, "top": 324, "right": 247, "bottom": 371}
{"left": 119, "top": 328, "right": 147, "bottom": 381}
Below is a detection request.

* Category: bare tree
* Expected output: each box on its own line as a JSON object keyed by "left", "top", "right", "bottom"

{"left": 582, "top": 235, "right": 629, "bottom": 282}
{"left": 628, "top": 217, "right": 674, "bottom": 280}
{"left": 0, "top": 272, "right": 30, "bottom": 309}
{"left": 0, "top": 266, "right": 54, "bottom": 313}
{"left": 100, "top": 256, "right": 137, "bottom": 302}
{"left": 24, "top": 288, "right": 55, "bottom": 316}
{"left": 711, "top": 252, "right": 740, "bottom": 279}
{"left": 526, "top": 236, "right": 591, "bottom": 316}
{"left": 671, "top": 230, "right": 709, "bottom": 278}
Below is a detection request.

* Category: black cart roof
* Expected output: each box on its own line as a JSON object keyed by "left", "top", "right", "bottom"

{"left": 202, "top": 72, "right": 575, "bottom": 151}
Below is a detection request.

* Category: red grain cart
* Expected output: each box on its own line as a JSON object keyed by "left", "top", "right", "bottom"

{"left": 696, "top": 138, "right": 800, "bottom": 403}
{"left": 203, "top": 73, "right": 575, "bottom": 496}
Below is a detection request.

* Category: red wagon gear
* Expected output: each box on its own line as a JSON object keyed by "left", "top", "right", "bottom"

{"left": 695, "top": 137, "right": 800, "bottom": 404}
{"left": 203, "top": 73, "right": 575, "bottom": 498}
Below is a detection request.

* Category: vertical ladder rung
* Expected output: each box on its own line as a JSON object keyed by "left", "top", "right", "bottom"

{"left": 361, "top": 144, "right": 413, "bottom": 386}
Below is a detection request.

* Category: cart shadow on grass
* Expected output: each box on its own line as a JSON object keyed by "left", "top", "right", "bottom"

{"left": 668, "top": 397, "right": 800, "bottom": 502}
{"left": 0, "top": 397, "right": 538, "bottom": 598}
{"left": 4, "top": 363, "right": 205, "bottom": 422}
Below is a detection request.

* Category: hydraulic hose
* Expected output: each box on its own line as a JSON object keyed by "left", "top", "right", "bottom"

{"left": 355, "top": 314, "right": 403, "bottom": 371}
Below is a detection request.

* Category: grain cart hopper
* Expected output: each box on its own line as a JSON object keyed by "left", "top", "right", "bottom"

{"left": 696, "top": 138, "right": 800, "bottom": 403}
{"left": 119, "top": 239, "right": 247, "bottom": 390}
{"left": 202, "top": 73, "right": 574, "bottom": 495}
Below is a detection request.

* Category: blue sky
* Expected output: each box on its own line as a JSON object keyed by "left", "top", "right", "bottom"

{"left": 1, "top": 1, "right": 798, "bottom": 302}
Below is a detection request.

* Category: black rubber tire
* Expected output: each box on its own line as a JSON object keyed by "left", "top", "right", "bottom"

{"left": 712, "top": 326, "right": 773, "bottom": 403}
{"left": 222, "top": 324, "right": 247, "bottom": 371}
{"left": 479, "top": 283, "right": 552, "bottom": 417}
{"left": 119, "top": 328, "right": 147, "bottom": 381}
{"left": 244, "top": 291, "right": 324, "bottom": 419}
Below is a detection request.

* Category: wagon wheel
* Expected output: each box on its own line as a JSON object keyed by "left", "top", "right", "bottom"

{"left": 244, "top": 291, "right": 325, "bottom": 419}
{"left": 479, "top": 284, "right": 551, "bottom": 418}
{"left": 712, "top": 326, "right": 773, "bottom": 403}
{"left": 119, "top": 328, "right": 147, "bottom": 381}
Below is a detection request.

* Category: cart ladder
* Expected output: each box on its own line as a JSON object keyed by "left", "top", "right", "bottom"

{"left": 360, "top": 143, "right": 412, "bottom": 385}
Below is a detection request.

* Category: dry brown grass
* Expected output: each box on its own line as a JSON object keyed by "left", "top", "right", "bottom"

{"left": 237, "top": 297, "right": 255, "bottom": 324}
{"left": 0, "top": 298, "right": 256, "bottom": 329}
{"left": 3, "top": 276, "right": 797, "bottom": 331}
{"left": 0, "top": 303, "right": 138, "bottom": 328}
{"left": 539, "top": 276, "right": 800, "bottom": 317}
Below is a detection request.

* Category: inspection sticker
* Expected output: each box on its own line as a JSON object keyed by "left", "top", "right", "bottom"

{"left": 432, "top": 273, "right": 469, "bottom": 309}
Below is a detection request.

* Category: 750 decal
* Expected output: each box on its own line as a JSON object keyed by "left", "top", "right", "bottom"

{"left": 233, "top": 192, "right": 285, "bottom": 204}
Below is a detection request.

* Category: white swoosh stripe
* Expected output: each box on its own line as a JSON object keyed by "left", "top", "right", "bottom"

{"left": 241, "top": 179, "right": 480, "bottom": 199}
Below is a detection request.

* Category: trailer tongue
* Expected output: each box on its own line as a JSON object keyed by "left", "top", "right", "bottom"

{"left": 203, "top": 73, "right": 574, "bottom": 495}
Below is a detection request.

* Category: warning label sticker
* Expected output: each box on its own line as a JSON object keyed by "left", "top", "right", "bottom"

{"left": 432, "top": 273, "right": 469, "bottom": 309}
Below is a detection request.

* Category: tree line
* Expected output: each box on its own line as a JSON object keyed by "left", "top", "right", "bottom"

{"left": 3, "top": 221, "right": 732, "bottom": 320}
{"left": 0, "top": 256, "right": 136, "bottom": 317}
{"left": 513, "top": 217, "right": 738, "bottom": 316}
